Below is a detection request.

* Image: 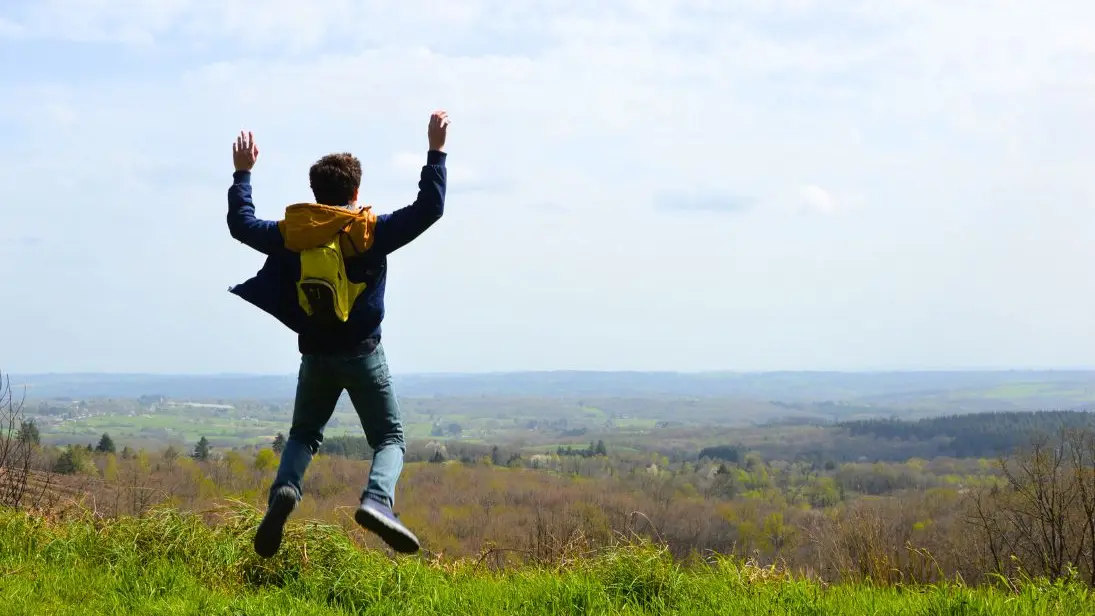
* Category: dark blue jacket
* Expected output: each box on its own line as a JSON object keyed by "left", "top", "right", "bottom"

{"left": 227, "top": 150, "right": 447, "bottom": 355}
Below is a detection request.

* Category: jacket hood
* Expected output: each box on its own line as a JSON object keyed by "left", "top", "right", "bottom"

{"left": 277, "top": 202, "right": 377, "bottom": 255}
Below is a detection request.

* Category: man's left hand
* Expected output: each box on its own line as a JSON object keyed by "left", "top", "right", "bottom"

{"left": 233, "top": 131, "right": 260, "bottom": 172}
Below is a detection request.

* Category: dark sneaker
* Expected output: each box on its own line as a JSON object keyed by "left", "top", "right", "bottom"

{"left": 254, "top": 486, "right": 298, "bottom": 558}
{"left": 354, "top": 495, "right": 420, "bottom": 554}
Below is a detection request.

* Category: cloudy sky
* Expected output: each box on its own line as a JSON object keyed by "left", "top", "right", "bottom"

{"left": 1, "top": 1, "right": 1093, "bottom": 375}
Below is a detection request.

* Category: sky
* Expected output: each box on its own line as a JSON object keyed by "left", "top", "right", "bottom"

{"left": 1, "top": 0, "right": 1094, "bottom": 375}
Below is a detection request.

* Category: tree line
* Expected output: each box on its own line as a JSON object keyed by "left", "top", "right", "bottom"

{"left": 840, "top": 410, "right": 1095, "bottom": 458}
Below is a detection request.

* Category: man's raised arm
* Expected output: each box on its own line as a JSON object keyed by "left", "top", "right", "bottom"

{"left": 226, "top": 131, "right": 283, "bottom": 255}
{"left": 370, "top": 111, "right": 450, "bottom": 256}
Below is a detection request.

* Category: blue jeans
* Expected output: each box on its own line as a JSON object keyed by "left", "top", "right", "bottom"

{"left": 270, "top": 343, "right": 405, "bottom": 509}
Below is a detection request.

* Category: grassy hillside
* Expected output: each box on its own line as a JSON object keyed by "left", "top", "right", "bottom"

{"left": 0, "top": 505, "right": 1089, "bottom": 615}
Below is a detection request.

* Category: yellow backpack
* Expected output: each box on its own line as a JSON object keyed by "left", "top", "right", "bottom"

{"left": 296, "top": 236, "right": 366, "bottom": 324}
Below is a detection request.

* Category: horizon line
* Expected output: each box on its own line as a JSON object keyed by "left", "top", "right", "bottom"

{"left": 9, "top": 366, "right": 1095, "bottom": 379}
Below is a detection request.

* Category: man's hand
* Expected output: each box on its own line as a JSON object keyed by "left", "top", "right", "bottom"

{"left": 428, "top": 110, "right": 449, "bottom": 152}
{"left": 233, "top": 131, "right": 260, "bottom": 172}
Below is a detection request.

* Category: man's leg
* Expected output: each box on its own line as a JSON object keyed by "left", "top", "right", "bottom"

{"left": 344, "top": 343, "right": 418, "bottom": 553}
{"left": 255, "top": 355, "right": 342, "bottom": 558}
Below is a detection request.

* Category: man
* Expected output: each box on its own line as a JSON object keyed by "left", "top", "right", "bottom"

{"left": 226, "top": 110, "right": 450, "bottom": 557}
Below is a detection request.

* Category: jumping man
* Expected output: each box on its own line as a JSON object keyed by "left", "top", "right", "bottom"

{"left": 225, "top": 111, "right": 450, "bottom": 557}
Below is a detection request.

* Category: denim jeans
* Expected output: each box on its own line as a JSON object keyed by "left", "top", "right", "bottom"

{"left": 270, "top": 343, "right": 405, "bottom": 509}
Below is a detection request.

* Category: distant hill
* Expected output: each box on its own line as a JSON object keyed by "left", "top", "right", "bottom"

{"left": 7, "top": 370, "right": 1095, "bottom": 410}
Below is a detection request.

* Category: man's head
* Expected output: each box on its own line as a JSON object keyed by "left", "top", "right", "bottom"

{"left": 309, "top": 152, "right": 361, "bottom": 207}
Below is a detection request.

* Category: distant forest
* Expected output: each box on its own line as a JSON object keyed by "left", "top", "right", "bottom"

{"left": 693, "top": 411, "right": 1095, "bottom": 465}
{"left": 838, "top": 410, "right": 1095, "bottom": 458}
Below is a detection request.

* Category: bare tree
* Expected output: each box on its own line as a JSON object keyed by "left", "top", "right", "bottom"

{"left": 1065, "top": 427, "right": 1095, "bottom": 585}
{"left": 967, "top": 428, "right": 1095, "bottom": 584}
{"left": 0, "top": 371, "right": 57, "bottom": 511}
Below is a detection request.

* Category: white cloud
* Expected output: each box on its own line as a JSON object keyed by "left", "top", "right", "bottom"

{"left": 1, "top": 1, "right": 1095, "bottom": 373}
{"left": 795, "top": 185, "right": 864, "bottom": 216}
{"left": 799, "top": 185, "right": 839, "bottom": 216}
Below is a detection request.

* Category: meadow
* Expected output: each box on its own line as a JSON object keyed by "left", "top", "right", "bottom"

{"left": 1, "top": 506, "right": 1089, "bottom": 615}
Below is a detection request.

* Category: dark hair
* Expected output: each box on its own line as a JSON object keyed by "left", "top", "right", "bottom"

{"left": 309, "top": 152, "right": 362, "bottom": 206}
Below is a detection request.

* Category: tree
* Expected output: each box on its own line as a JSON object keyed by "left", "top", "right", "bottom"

{"left": 16, "top": 420, "right": 39, "bottom": 447}
{"left": 254, "top": 448, "right": 279, "bottom": 473}
{"left": 96, "top": 433, "right": 116, "bottom": 454}
{"left": 103, "top": 453, "right": 119, "bottom": 481}
{"left": 272, "top": 432, "right": 286, "bottom": 454}
{"left": 595, "top": 440, "right": 608, "bottom": 457}
{"left": 192, "top": 436, "right": 212, "bottom": 461}
{"left": 53, "top": 445, "right": 92, "bottom": 475}
{"left": 1, "top": 372, "right": 54, "bottom": 510}
{"left": 968, "top": 427, "right": 1095, "bottom": 584}
{"left": 699, "top": 445, "right": 742, "bottom": 464}
{"left": 120, "top": 445, "right": 134, "bottom": 460}
{"left": 123, "top": 450, "right": 157, "bottom": 515}
{"left": 490, "top": 445, "right": 502, "bottom": 466}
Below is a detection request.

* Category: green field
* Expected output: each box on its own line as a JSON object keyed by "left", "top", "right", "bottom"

{"left": 0, "top": 506, "right": 1089, "bottom": 615}
{"left": 33, "top": 395, "right": 726, "bottom": 451}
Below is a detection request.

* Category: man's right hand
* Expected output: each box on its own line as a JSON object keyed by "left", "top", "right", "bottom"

{"left": 233, "top": 131, "right": 260, "bottom": 172}
{"left": 428, "top": 111, "right": 449, "bottom": 152}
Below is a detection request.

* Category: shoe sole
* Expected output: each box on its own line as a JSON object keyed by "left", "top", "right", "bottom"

{"left": 355, "top": 504, "right": 420, "bottom": 554}
{"left": 254, "top": 492, "right": 296, "bottom": 558}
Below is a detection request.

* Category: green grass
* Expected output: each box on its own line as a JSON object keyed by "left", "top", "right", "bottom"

{"left": 0, "top": 506, "right": 1091, "bottom": 615}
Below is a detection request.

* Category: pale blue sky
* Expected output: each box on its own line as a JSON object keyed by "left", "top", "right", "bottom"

{"left": 1, "top": 1, "right": 1094, "bottom": 375}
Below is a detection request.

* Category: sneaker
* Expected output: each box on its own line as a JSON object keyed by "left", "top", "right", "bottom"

{"left": 254, "top": 486, "right": 298, "bottom": 558}
{"left": 354, "top": 495, "right": 420, "bottom": 554}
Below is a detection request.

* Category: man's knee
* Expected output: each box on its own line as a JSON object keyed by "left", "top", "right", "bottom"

{"left": 369, "top": 426, "right": 404, "bottom": 451}
{"left": 287, "top": 429, "right": 323, "bottom": 455}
